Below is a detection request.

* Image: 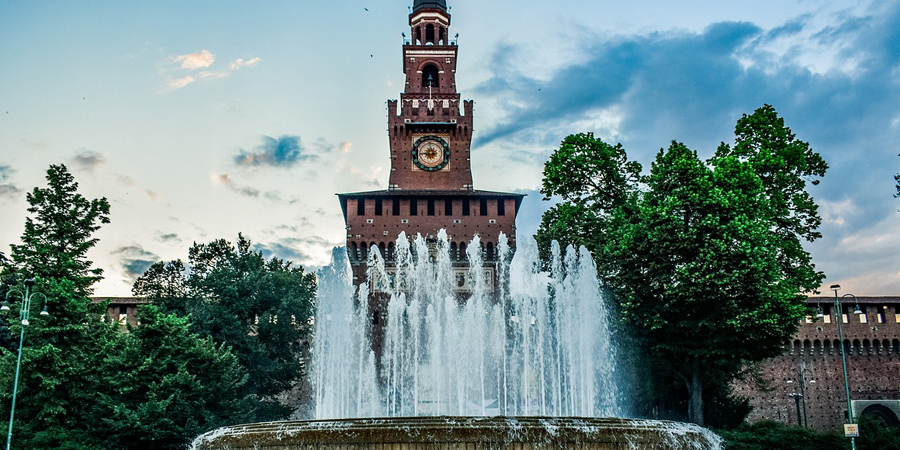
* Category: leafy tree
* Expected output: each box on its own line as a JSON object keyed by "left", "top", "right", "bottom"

{"left": 536, "top": 106, "right": 826, "bottom": 426}
{"left": 133, "top": 234, "right": 317, "bottom": 419}
{"left": 96, "top": 305, "right": 253, "bottom": 450}
{"left": 0, "top": 164, "right": 116, "bottom": 449}
{"left": 10, "top": 164, "right": 110, "bottom": 297}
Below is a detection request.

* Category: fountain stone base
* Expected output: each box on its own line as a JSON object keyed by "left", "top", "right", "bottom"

{"left": 191, "top": 416, "right": 721, "bottom": 450}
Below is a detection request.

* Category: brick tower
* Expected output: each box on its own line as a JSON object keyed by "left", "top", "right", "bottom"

{"left": 337, "top": 0, "right": 524, "bottom": 289}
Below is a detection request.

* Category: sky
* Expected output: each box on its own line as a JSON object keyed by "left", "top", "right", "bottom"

{"left": 1, "top": 0, "right": 898, "bottom": 297}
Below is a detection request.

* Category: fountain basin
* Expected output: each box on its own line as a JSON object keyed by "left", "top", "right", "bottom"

{"left": 191, "top": 416, "right": 722, "bottom": 450}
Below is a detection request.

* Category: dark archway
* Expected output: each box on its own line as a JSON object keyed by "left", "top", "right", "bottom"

{"left": 861, "top": 404, "right": 900, "bottom": 428}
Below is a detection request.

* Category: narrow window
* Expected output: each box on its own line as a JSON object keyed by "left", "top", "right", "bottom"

{"left": 427, "top": 199, "right": 435, "bottom": 216}
{"left": 480, "top": 198, "right": 488, "bottom": 216}
{"left": 410, "top": 199, "right": 418, "bottom": 216}
{"left": 393, "top": 198, "right": 400, "bottom": 215}
{"left": 357, "top": 199, "right": 365, "bottom": 216}
{"left": 445, "top": 199, "right": 453, "bottom": 215}
{"left": 462, "top": 200, "right": 470, "bottom": 216}
{"left": 498, "top": 199, "right": 505, "bottom": 216}
{"left": 375, "top": 199, "right": 383, "bottom": 216}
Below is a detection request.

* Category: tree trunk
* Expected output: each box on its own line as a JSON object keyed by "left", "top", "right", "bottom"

{"left": 687, "top": 357, "right": 704, "bottom": 426}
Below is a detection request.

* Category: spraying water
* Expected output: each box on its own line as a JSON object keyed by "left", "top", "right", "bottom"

{"left": 312, "top": 231, "right": 621, "bottom": 419}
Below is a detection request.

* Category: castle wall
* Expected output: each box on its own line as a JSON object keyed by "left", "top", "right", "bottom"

{"left": 733, "top": 298, "right": 900, "bottom": 430}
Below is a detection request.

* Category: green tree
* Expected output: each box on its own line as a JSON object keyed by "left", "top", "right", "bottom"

{"left": 10, "top": 164, "right": 110, "bottom": 297}
{"left": 133, "top": 234, "right": 317, "bottom": 419}
{"left": 536, "top": 106, "right": 826, "bottom": 426}
{"left": 96, "top": 305, "right": 253, "bottom": 450}
{"left": 0, "top": 164, "right": 116, "bottom": 449}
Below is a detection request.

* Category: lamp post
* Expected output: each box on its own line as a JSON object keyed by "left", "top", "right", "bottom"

{"left": 831, "top": 284, "right": 861, "bottom": 450}
{"left": 787, "top": 362, "right": 815, "bottom": 428}
{"left": 1, "top": 278, "right": 49, "bottom": 450}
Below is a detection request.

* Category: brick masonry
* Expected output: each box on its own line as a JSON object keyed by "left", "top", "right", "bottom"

{"left": 733, "top": 296, "right": 900, "bottom": 429}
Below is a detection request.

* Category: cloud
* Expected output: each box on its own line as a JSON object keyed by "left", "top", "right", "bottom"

{"left": 253, "top": 235, "right": 339, "bottom": 269}
{"left": 0, "top": 164, "right": 22, "bottom": 200}
{"left": 234, "top": 135, "right": 316, "bottom": 168}
{"left": 340, "top": 141, "right": 353, "bottom": 154}
{"left": 198, "top": 71, "right": 229, "bottom": 79}
{"left": 229, "top": 57, "right": 261, "bottom": 70}
{"left": 167, "top": 75, "right": 195, "bottom": 90}
{"left": 154, "top": 232, "right": 182, "bottom": 243}
{"left": 112, "top": 245, "right": 160, "bottom": 281}
{"left": 173, "top": 49, "right": 215, "bottom": 70}
{"left": 472, "top": 2, "right": 900, "bottom": 294}
{"left": 70, "top": 150, "right": 106, "bottom": 171}
{"left": 210, "top": 172, "right": 260, "bottom": 197}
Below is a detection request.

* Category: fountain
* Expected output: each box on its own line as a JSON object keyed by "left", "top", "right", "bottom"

{"left": 192, "top": 232, "right": 722, "bottom": 450}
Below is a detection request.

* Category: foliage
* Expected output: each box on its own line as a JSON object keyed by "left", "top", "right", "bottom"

{"left": 9, "top": 164, "right": 110, "bottom": 297}
{"left": 536, "top": 105, "right": 826, "bottom": 425}
{"left": 96, "top": 305, "right": 254, "bottom": 449}
{"left": 718, "top": 421, "right": 845, "bottom": 450}
{"left": 133, "top": 234, "right": 317, "bottom": 419}
{"left": 0, "top": 165, "right": 116, "bottom": 448}
{"left": 719, "top": 417, "right": 900, "bottom": 450}
{"left": 895, "top": 153, "right": 899, "bottom": 199}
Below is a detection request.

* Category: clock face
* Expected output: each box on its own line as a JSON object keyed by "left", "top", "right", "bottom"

{"left": 412, "top": 136, "right": 450, "bottom": 172}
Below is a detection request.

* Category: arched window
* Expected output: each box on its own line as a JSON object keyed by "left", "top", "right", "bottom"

{"left": 459, "top": 242, "right": 467, "bottom": 261}
{"left": 379, "top": 242, "right": 386, "bottom": 258}
{"left": 486, "top": 242, "right": 494, "bottom": 261}
{"left": 803, "top": 339, "right": 812, "bottom": 356}
{"left": 824, "top": 340, "right": 832, "bottom": 355}
{"left": 388, "top": 242, "right": 395, "bottom": 261}
{"left": 853, "top": 339, "right": 862, "bottom": 355}
{"left": 813, "top": 339, "right": 822, "bottom": 355}
{"left": 439, "top": 26, "right": 445, "bottom": 44}
{"left": 422, "top": 64, "right": 439, "bottom": 88}
{"left": 349, "top": 242, "right": 358, "bottom": 261}
{"left": 893, "top": 339, "right": 900, "bottom": 355}
{"left": 360, "top": 242, "right": 368, "bottom": 259}
{"left": 415, "top": 26, "right": 422, "bottom": 45}
{"left": 792, "top": 340, "right": 802, "bottom": 355}
{"left": 425, "top": 24, "right": 435, "bottom": 44}
{"left": 450, "top": 242, "right": 458, "bottom": 260}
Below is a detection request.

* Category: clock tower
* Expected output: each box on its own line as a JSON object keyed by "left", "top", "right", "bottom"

{"left": 338, "top": 0, "right": 524, "bottom": 289}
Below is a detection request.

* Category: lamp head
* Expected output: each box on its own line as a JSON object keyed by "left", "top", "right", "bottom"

{"left": 830, "top": 284, "right": 841, "bottom": 292}
{"left": 0, "top": 301, "right": 9, "bottom": 312}
{"left": 24, "top": 278, "right": 35, "bottom": 287}
{"left": 39, "top": 305, "right": 49, "bottom": 316}
{"left": 853, "top": 304, "right": 863, "bottom": 315}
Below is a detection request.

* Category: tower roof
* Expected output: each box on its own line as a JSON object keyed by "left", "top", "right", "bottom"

{"left": 412, "top": 0, "right": 447, "bottom": 12}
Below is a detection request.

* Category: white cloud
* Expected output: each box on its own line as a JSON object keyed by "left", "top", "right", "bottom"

{"left": 229, "top": 57, "right": 261, "bottom": 70}
{"left": 198, "top": 71, "right": 229, "bottom": 79}
{"left": 167, "top": 75, "right": 195, "bottom": 90}
{"left": 173, "top": 49, "right": 215, "bottom": 70}
{"left": 340, "top": 141, "right": 353, "bottom": 154}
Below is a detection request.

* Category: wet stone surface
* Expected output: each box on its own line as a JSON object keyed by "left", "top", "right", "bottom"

{"left": 191, "top": 416, "right": 722, "bottom": 450}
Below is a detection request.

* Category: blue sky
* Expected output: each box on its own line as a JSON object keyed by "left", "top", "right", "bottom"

{"left": 1, "top": 0, "right": 898, "bottom": 296}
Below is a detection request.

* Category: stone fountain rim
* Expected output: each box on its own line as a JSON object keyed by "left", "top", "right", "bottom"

{"left": 192, "top": 416, "right": 722, "bottom": 449}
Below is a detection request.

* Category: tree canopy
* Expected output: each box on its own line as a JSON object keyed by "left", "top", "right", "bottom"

{"left": 536, "top": 105, "right": 826, "bottom": 426}
{"left": 133, "top": 234, "right": 317, "bottom": 419}
{"left": 10, "top": 164, "right": 110, "bottom": 297}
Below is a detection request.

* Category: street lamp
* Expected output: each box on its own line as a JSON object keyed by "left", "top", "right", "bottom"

{"left": 1, "top": 278, "right": 49, "bottom": 450}
{"left": 787, "top": 363, "right": 815, "bottom": 428}
{"left": 831, "top": 284, "right": 858, "bottom": 450}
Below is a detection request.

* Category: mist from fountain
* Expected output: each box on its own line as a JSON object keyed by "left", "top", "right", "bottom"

{"left": 312, "top": 230, "right": 622, "bottom": 419}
